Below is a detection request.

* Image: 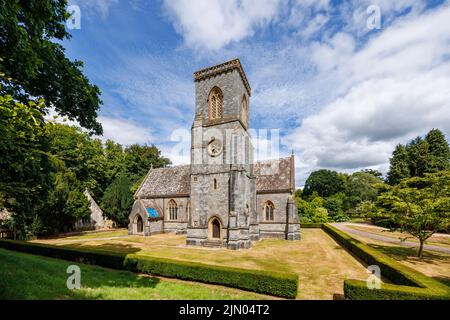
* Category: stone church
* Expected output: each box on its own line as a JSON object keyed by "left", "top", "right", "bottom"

{"left": 128, "top": 59, "right": 300, "bottom": 249}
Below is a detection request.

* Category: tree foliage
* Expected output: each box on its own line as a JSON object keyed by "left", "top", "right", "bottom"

{"left": 376, "top": 171, "right": 450, "bottom": 257}
{"left": 101, "top": 173, "right": 134, "bottom": 227}
{"left": 387, "top": 144, "right": 410, "bottom": 185}
{"left": 0, "top": 94, "right": 52, "bottom": 238}
{"left": 387, "top": 129, "right": 450, "bottom": 184}
{"left": 0, "top": 0, "right": 102, "bottom": 133}
{"left": 302, "top": 169, "right": 344, "bottom": 198}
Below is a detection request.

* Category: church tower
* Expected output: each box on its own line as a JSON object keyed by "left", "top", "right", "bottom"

{"left": 186, "top": 59, "right": 258, "bottom": 249}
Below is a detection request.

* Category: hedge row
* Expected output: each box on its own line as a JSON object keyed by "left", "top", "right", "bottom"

{"left": 300, "top": 223, "right": 323, "bottom": 228}
{"left": 0, "top": 239, "right": 298, "bottom": 299}
{"left": 322, "top": 224, "right": 450, "bottom": 300}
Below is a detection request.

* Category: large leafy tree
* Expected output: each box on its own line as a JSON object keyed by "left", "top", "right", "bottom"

{"left": 0, "top": 94, "right": 52, "bottom": 238}
{"left": 376, "top": 171, "right": 450, "bottom": 258}
{"left": 47, "top": 124, "right": 107, "bottom": 198}
{"left": 0, "top": 0, "right": 102, "bottom": 133}
{"left": 302, "top": 169, "right": 344, "bottom": 198}
{"left": 124, "top": 144, "right": 171, "bottom": 181}
{"left": 344, "top": 171, "right": 383, "bottom": 209}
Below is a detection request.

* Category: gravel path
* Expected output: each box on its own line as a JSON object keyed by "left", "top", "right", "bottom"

{"left": 331, "top": 223, "right": 450, "bottom": 255}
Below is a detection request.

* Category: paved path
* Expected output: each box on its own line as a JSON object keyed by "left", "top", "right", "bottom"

{"left": 331, "top": 223, "right": 450, "bottom": 255}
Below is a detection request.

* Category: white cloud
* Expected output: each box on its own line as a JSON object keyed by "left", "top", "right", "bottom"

{"left": 45, "top": 108, "right": 155, "bottom": 146}
{"left": 286, "top": 4, "right": 450, "bottom": 185}
{"left": 97, "top": 116, "right": 155, "bottom": 145}
{"left": 163, "top": 0, "right": 282, "bottom": 51}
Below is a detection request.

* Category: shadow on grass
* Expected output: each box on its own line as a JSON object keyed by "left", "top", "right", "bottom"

{"left": 369, "top": 244, "right": 448, "bottom": 264}
{"left": 0, "top": 247, "right": 161, "bottom": 300}
{"left": 60, "top": 241, "right": 142, "bottom": 256}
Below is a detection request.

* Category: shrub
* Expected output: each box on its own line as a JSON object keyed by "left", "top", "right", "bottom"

{"left": 322, "top": 224, "right": 450, "bottom": 300}
{"left": 300, "top": 223, "right": 323, "bottom": 228}
{"left": 0, "top": 240, "right": 298, "bottom": 299}
{"left": 124, "top": 255, "right": 298, "bottom": 298}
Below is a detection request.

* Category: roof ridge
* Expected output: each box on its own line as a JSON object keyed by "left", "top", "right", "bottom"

{"left": 255, "top": 156, "right": 292, "bottom": 164}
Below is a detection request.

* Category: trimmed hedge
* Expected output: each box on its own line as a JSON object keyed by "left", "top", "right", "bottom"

{"left": 0, "top": 239, "right": 298, "bottom": 299}
{"left": 323, "top": 224, "right": 450, "bottom": 300}
{"left": 300, "top": 223, "right": 323, "bottom": 228}
{"left": 123, "top": 255, "right": 298, "bottom": 298}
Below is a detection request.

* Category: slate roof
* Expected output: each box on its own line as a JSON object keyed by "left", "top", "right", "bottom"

{"left": 254, "top": 157, "right": 294, "bottom": 193}
{"left": 135, "top": 165, "right": 191, "bottom": 198}
{"left": 135, "top": 157, "right": 294, "bottom": 199}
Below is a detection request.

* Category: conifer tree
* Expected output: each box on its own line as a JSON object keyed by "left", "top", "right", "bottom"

{"left": 425, "top": 128, "right": 450, "bottom": 173}
{"left": 387, "top": 144, "right": 410, "bottom": 185}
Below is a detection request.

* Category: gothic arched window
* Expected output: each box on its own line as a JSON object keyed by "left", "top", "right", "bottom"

{"left": 168, "top": 199, "right": 178, "bottom": 221}
{"left": 208, "top": 87, "right": 223, "bottom": 120}
{"left": 241, "top": 94, "right": 248, "bottom": 127}
{"left": 264, "top": 201, "right": 274, "bottom": 221}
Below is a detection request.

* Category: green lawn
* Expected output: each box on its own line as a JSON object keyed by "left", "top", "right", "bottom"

{"left": 0, "top": 248, "right": 270, "bottom": 300}
{"left": 34, "top": 229, "right": 370, "bottom": 299}
{"left": 57, "top": 229, "right": 129, "bottom": 240}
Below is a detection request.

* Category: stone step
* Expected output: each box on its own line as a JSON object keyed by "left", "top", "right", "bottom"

{"left": 202, "top": 240, "right": 223, "bottom": 248}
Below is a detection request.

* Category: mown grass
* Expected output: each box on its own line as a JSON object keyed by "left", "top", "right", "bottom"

{"left": 0, "top": 248, "right": 271, "bottom": 300}
{"left": 59, "top": 229, "right": 129, "bottom": 240}
{"left": 34, "top": 229, "right": 370, "bottom": 299}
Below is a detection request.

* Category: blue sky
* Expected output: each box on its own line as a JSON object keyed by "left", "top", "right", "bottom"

{"left": 64, "top": 0, "right": 450, "bottom": 186}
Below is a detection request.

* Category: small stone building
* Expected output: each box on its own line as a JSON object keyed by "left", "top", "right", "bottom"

{"left": 74, "top": 190, "right": 113, "bottom": 230}
{"left": 129, "top": 59, "right": 300, "bottom": 249}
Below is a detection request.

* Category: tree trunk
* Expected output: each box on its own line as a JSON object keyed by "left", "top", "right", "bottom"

{"left": 418, "top": 239, "right": 424, "bottom": 258}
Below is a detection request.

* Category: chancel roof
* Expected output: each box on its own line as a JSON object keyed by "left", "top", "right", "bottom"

{"left": 135, "top": 157, "right": 294, "bottom": 199}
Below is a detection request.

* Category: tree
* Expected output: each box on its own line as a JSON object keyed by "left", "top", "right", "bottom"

{"left": 101, "top": 173, "right": 134, "bottom": 226}
{"left": 344, "top": 171, "right": 383, "bottom": 209}
{"left": 0, "top": 0, "right": 102, "bottom": 133}
{"left": 303, "top": 169, "right": 344, "bottom": 198}
{"left": 104, "top": 140, "right": 125, "bottom": 185}
{"left": 0, "top": 94, "right": 53, "bottom": 239}
{"left": 377, "top": 171, "right": 450, "bottom": 258}
{"left": 324, "top": 192, "right": 349, "bottom": 221}
{"left": 406, "top": 137, "right": 430, "bottom": 178}
{"left": 425, "top": 129, "right": 450, "bottom": 173}
{"left": 124, "top": 144, "right": 171, "bottom": 181}
{"left": 387, "top": 144, "right": 410, "bottom": 185}
{"left": 387, "top": 129, "right": 450, "bottom": 184}
{"left": 43, "top": 166, "right": 90, "bottom": 234}
{"left": 362, "top": 169, "right": 383, "bottom": 178}
{"left": 312, "top": 207, "right": 329, "bottom": 223}
{"left": 47, "top": 124, "right": 108, "bottom": 198}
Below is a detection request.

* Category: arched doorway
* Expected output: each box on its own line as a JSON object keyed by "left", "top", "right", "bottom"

{"left": 209, "top": 217, "right": 222, "bottom": 240}
{"left": 136, "top": 215, "right": 143, "bottom": 233}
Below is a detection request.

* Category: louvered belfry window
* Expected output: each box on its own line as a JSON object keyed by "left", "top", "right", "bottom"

{"left": 208, "top": 87, "right": 223, "bottom": 120}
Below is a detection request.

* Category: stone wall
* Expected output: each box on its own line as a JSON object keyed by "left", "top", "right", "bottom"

{"left": 257, "top": 192, "right": 289, "bottom": 239}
